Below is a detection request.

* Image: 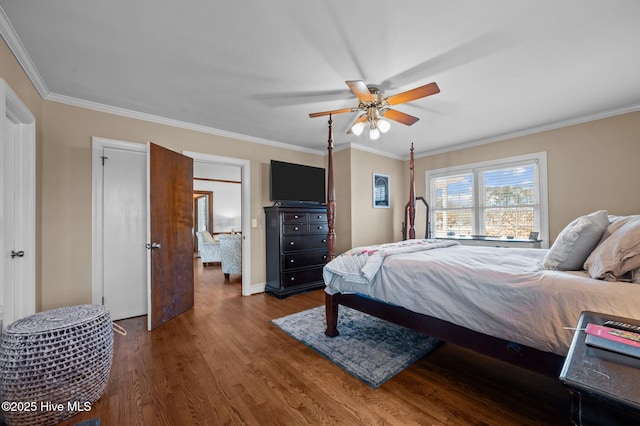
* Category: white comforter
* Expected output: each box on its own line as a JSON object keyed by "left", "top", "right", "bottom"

{"left": 323, "top": 242, "right": 640, "bottom": 356}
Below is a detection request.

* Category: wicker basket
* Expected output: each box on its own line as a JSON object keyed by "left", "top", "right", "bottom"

{"left": 0, "top": 305, "right": 113, "bottom": 426}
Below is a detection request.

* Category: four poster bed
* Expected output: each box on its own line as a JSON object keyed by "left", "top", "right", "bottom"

{"left": 321, "top": 118, "right": 640, "bottom": 377}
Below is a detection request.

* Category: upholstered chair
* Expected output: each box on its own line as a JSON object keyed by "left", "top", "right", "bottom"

{"left": 196, "top": 231, "right": 221, "bottom": 266}
{"left": 219, "top": 233, "right": 242, "bottom": 280}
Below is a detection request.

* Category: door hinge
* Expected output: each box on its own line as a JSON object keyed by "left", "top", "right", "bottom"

{"left": 102, "top": 296, "right": 105, "bottom": 305}
{"left": 101, "top": 156, "right": 108, "bottom": 166}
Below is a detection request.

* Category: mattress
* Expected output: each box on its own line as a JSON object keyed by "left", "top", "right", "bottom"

{"left": 324, "top": 243, "right": 640, "bottom": 356}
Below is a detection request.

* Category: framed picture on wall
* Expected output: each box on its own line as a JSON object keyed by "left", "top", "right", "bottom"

{"left": 373, "top": 173, "right": 390, "bottom": 208}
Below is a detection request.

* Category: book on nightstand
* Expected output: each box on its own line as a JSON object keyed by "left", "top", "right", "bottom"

{"left": 585, "top": 323, "right": 640, "bottom": 359}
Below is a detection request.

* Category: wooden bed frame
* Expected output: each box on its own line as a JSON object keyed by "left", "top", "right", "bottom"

{"left": 322, "top": 117, "right": 565, "bottom": 378}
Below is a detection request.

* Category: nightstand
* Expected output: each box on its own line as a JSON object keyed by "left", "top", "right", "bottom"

{"left": 560, "top": 311, "right": 640, "bottom": 425}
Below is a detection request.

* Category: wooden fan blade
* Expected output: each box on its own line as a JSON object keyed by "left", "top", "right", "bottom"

{"left": 346, "top": 80, "right": 373, "bottom": 102}
{"left": 382, "top": 109, "right": 420, "bottom": 126}
{"left": 346, "top": 114, "right": 367, "bottom": 134}
{"left": 386, "top": 82, "right": 440, "bottom": 106}
{"left": 308, "top": 108, "right": 354, "bottom": 118}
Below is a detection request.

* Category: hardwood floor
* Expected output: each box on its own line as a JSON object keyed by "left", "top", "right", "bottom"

{"left": 60, "top": 261, "right": 570, "bottom": 425}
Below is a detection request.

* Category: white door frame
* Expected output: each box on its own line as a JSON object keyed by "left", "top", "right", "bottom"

{"left": 91, "top": 137, "right": 147, "bottom": 306}
{"left": 183, "top": 151, "right": 252, "bottom": 296}
{"left": 0, "top": 79, "right": 36, "bottom": 327}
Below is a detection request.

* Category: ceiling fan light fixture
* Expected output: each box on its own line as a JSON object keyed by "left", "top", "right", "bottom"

{"left": 351, "top": 121, "right": 365, "bottom": 136}
{"left": 377, "top": 119, "right": 391, "bottom": 133}
{"left": 369, "top": 125, "right": 381, "bottom": 140}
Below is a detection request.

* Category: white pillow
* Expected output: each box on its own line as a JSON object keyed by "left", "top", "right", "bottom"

{"left": 584, "top": 215, "right": 640, "bottom": 281}
{"left": 543, "top": 210, "right": 609, "bottom": 271}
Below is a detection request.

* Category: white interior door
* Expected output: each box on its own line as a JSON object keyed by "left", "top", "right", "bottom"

{"left": 1, "top": 116, "right": 16, "bottom": 327}
{"left": 102, "top": 146, "right": 147, "bottom": 320}
{"left": 92, "top": 138, "right": 147, "bottom": 321}
{"left": 0, "top": 80, "right": 36, "bottom": 329}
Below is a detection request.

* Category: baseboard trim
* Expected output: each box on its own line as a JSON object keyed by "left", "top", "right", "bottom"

{"left": 250, "top": 283, "right": 266, "bottom": 295}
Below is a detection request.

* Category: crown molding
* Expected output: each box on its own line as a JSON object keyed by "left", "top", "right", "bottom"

{"left": 45, "top": 92, "right": 326, "bottom": 156}
{"left": 333, "top": 142, "right": 404, "bottom": 160}
{"left": 413, "top": 102, "right": 640, "bottom": 160}
{"left": 0, "top": 6, "right": 49, "bottom": 98}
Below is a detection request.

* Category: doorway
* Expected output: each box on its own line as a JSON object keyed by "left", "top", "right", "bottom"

{"left": 183, "top": 151, "right": 252, "bottom": 296}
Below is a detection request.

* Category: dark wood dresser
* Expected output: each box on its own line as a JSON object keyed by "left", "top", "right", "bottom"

{"left": 264, "top": 205, "right": 328, "bottom": 298}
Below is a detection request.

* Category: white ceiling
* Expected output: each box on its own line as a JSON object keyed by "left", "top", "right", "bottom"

{"left": 2, "top": 1, "right": 640, "bottom": 158}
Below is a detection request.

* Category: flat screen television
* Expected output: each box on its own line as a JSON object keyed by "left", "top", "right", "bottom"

{"left": 270, "top": 160, "right": 326, "bottom": 204}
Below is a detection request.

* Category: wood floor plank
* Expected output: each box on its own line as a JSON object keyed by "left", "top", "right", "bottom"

{"left": 57, "top": 260, "right": 569, "bottom": 425}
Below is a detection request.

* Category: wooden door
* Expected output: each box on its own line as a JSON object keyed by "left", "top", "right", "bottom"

{"left": 147, "top": 142, "right": 194, "bottom": 330}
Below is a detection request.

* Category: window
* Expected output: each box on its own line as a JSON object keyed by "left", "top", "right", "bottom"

{"left": 427, "top": 153, "right": 548, "bottom": 244}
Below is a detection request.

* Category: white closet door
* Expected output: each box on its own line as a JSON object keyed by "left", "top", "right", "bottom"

{"left": 102, "top": 147, "right": 147, "bottom": 320}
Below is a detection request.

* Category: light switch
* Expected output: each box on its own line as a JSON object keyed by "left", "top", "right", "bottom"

{"left": 251, "top": 218, "right": 258, "bottom": 228}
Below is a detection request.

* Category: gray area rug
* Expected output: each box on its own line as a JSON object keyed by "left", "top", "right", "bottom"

{"left": 271, "top": 305, "right": 443, "bottom": 388}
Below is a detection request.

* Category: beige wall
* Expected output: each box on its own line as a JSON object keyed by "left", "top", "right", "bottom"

{"left": 413, "top": 111, "right": 640, "bottom": 243}
{"left": 331, "top": 148, "right": 352, "bottom": 254}
{"left": 328, "top": 147, "right": 407, "bottom": 255}
{"left": 349, "top": 148, "right": 405, "bottom": 248}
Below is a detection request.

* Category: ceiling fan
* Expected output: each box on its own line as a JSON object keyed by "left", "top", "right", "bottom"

{"left": 308, "top": 80, "right": 440, "bottom": 140}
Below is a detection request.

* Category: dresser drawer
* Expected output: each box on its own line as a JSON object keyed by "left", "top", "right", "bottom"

{"left": 282, "top": 235, "right": 328, "bottom": 252}
{"left": 283, "top": 223, "right": 308, "bottom": 235}
{"left": 308, "top": 223, "right": 328, "bottom": 234}
{"left": 309, "top": 212, "right": 327, "bottom": 223}
{"left": 284, "top": 251, "right": 328, "bottom": 270}
{"left": 282, "top": 213, "right": 307, "bottom": 223}
{"left": 283, "top": 267, "right": 324, "bottom": 288}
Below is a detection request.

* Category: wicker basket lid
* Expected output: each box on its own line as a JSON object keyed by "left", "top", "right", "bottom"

{"left": 4, "top": 304, "right": 109, "bottom": 335}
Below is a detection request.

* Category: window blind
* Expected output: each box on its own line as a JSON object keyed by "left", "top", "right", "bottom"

{"left": 428, "top": 157, "right": 542, "bottom": 240}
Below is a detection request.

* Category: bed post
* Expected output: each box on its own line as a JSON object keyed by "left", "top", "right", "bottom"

{"left": 325, "top": 114, "right": 339, "bottom": 337}
{"left": 408, "top": 143, "right": 416, "bottom": 239}
{"left": 325, "top": 293, "right": 339, "bottom": 337}
{"left": 326, "top": 114, "right": 336, "bottom": 262}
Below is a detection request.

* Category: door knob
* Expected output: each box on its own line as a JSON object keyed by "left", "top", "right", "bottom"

{"left": 146, "top": 243, "right": 161, "bottom": 250}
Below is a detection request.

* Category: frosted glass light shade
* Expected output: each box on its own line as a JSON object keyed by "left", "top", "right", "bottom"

{"left": 369, "top": 127, "right": 381, "bottom": 140}
{"left": 377, "top": 119, "right": 391, "bottom": 133}
{"left": 351, "top": 121, "right": 365, "bottom": 136}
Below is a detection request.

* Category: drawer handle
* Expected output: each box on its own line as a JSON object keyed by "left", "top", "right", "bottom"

{"left": 289, "top": 241, "right": 295, "bottom": 246}
{"left": 294, "top": 226, "right": 299, "bottom": 231}
{"left": 317, "top": 215, "right": 323, "bottom": 219}
{"left": 323, "top": 255, "right": 327, "bottom": 259}
{"left": 317, "top": 226, "right": 322, "bottom": 230}
{"left": 290, "top": 277, "right": 295, "bottom": 281}
{"left": 322, "top": 239, "right": 327, "bottom": 243}
{"left": 290, "top": 259, "right": 295, "bottom": 263}
{"left": 294, "top": 215, "right": 299, "bottom": 219}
